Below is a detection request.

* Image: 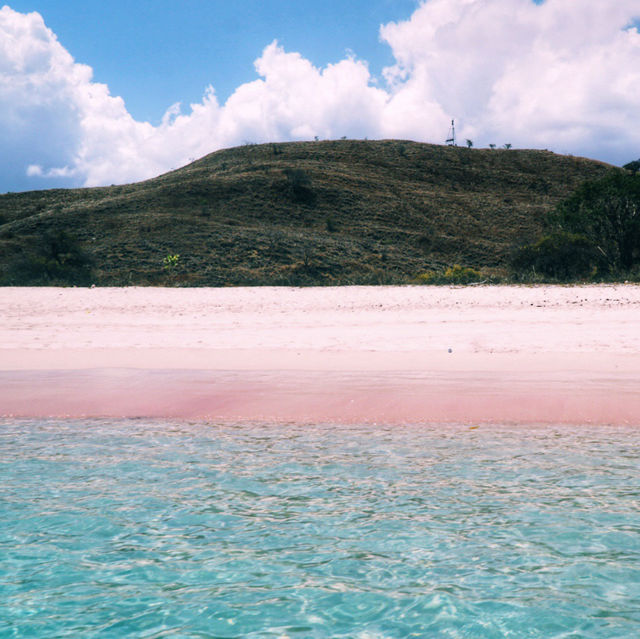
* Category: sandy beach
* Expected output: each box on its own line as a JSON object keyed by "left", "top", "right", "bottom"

{"left": 1, "top": 285, "right": 639, "bottom": 424}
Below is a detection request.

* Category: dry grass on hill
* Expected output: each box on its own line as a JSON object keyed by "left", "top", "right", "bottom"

{"left": 0, "top": 139, "right": 612, "bottom": 286}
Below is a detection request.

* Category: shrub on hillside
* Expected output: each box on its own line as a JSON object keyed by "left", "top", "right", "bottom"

{"left": 284, "top": 168, "right": 316, "bottom": 205}
{"left": 2, "top": 230, "right": 93, "bottom": 285}
{"left": 325, "top": 217, "right": 338, "bottom": 232}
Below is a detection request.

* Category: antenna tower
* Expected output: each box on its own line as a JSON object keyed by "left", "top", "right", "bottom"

{"left": 446, "top": 119, "right": 456, "bottom": 146}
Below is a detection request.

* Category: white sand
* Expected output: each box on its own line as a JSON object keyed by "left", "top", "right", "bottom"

{"left": 1, "top": 285, "right": 639, "bottom": 424}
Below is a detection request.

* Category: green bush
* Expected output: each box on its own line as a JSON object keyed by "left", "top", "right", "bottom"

{"left": 163, "top": 253, "right": 180, "bottom": 270}
{"left": 443, "top": 264, "right": 483, "bottom": 283}
{"left": 414, "top": 264, "right": 484, "bottom": 285}
{"left": 510, "top": 170, "right": 640, "bottom": 281}
{"left": 414, "top": 270, "right": 438, "bottom": 284}
{"left": 510, "top": 232, "right": 600, "bottom": 280}
{"left": 549, "top": 171, "right": 640, "bottom": 273}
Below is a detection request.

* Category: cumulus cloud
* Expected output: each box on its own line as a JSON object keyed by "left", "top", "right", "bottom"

{"left": 1, "top": 1, "right": 639, "bottom": 191}
{"left": 380, "top": 0, "right": 640, "bottom": 159}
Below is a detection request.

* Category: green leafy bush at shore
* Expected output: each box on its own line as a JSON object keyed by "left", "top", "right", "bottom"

{"left": 550, "top": 171, "right": 640, "bottom": 273}
{"left": 512, "top": 170, "right": 640, "bottom": 280}
{"left": 511, "top": 231, "right": 600, "bottom": 280}
{"left": 163, "top": 253, "right": 180, "bottom": 270}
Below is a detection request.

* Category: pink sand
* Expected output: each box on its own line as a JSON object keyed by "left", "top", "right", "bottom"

{"left": 1, "top": 285, "right": 639, "bottom": 424}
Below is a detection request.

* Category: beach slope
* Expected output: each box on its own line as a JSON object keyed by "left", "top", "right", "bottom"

{"left": 1, "top": 285, "right": 638, "bottom": 424}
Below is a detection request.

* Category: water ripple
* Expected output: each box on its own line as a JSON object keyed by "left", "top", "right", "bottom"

{"left": 1, "top": 420, "right": 639, "bottom": 637}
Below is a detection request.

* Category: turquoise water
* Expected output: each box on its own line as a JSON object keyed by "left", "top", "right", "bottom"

{"left": 1, "top": 420, "right": 639, "bottom": 638}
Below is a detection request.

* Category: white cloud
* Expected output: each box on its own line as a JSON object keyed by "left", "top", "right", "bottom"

{"left": 1, "top": 1, "right": 639, "bottom": 191}
{"left": 380, "top": 0, "right": 640, "bottom": 158}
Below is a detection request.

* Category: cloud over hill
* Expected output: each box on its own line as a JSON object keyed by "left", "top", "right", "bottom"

{"left": 1, "top": 0, "right": 639, "bottom": 191}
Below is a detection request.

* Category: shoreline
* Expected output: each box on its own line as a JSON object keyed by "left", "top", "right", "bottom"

{"left": 2, "top": 285, "right": 639, "bottom": 425}
{"left": 2, "top": 368, "right": 638, "bottom": 425}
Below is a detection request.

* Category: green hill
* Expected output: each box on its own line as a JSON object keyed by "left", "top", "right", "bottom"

{"left": 0, "top": 139, "right": 612, "bottom": 286}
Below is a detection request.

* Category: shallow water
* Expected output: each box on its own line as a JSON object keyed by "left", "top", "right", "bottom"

{"left": 1, "top": 420, "right": 639, "bottom": 638}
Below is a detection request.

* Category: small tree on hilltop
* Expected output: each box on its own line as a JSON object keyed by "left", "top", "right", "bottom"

{"left": 623, "top": 159, "right": 640, "bottom": 174}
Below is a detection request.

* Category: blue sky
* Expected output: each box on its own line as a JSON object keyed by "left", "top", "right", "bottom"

{"left": 1, "top": 1, "right": 639, "bottom": 192}
{"left": 7, "top": 0, "right": 419, "bottom": 124}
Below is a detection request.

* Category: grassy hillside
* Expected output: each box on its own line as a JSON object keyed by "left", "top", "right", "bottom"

{"left": 0, "top": 139, "right": 613, "bottom": 286}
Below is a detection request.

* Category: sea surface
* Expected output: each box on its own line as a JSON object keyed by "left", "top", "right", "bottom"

{"left": 1, "top": 419, "right": 639, "bottom": 638}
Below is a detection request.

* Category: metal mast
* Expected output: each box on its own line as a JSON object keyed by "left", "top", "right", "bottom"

{"left": 446, "top": 119, "right": 456, "bottom": 146}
